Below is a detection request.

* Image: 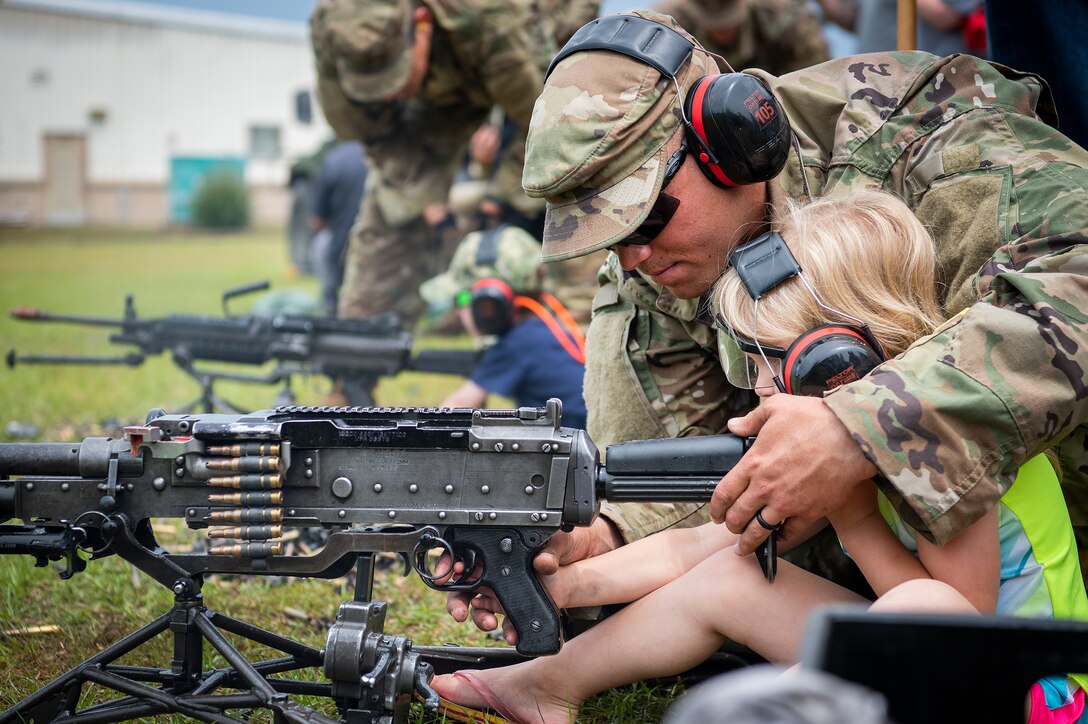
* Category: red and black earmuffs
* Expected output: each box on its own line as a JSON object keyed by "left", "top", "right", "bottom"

{"left": 468, "top": 226, "right": 586, "bottom": 363}
{"left": 547, "top": 15, "right": 792, "bottom": 190}
{"left": 726, "top": 230, "right": 887, "bottom": 397}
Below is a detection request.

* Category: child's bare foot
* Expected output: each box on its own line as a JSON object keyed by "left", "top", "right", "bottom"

{"left": 432, "top": 665, "right": 579, "bottom": 724}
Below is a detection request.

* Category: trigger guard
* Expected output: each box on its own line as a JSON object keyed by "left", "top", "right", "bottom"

{"left": 413, "top": 534, "right": 456, "bottom": 584}
{"left": 453, "top": 548, "right": 479, "bottom": 584}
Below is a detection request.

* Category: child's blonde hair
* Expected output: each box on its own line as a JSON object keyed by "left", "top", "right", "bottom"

{"left": 714, "top": 191, "right": 942, "bottom": 358}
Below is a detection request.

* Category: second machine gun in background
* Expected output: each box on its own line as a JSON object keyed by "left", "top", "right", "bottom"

{"left": 6, "top": 281, "right": 479, "bottom": 412}
{"left": 0, "top": 400, "right": 752, "bottom": 723}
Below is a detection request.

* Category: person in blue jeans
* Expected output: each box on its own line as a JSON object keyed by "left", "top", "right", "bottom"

{"left": 309, "top": 140, "right": 368, "bottom": 317}
{"left": 421, "top": 224, "right": 587, "bottom": 429}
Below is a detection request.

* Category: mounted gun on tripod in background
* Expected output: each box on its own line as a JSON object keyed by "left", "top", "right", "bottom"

{"left": 7, "top": 281, "right": 478, "bottom": 412}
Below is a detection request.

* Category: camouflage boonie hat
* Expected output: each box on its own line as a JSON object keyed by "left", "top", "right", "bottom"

{"left": 522, "top": 11, "right": 719, "bottom": 262}
{"left": 420, "top": 226, "right": 543, "bottom": 309}
{"left": 310, "top": 0, "right": 413, "bottom": 102}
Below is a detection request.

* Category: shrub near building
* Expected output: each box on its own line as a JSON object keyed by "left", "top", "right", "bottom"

{"left": 192, "top": 170, "right": 251, "bottom": 230}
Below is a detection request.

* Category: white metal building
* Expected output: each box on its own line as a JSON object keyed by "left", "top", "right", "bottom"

{"left": 0, "top": 0, "right": 331, "bottom": 227}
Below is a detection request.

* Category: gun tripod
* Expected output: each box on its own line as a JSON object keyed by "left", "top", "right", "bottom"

{"left": 171, "top": 353, "right": 297, "bottom": 415}
{"left": 0, "top": 552, "right": 447, "bottom": 724}
{"left": 170, "top": 354, "right": 378, "bottom": 414}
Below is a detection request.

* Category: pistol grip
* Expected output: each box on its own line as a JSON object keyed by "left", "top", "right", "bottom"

{"left": 445, "top": 527, "right": 561, "bottom": 656}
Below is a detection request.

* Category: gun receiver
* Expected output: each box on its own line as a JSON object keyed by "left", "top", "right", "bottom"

{"left": 0, "top": 400, "right": 750, "bottom": 656}
{"left": 8, "top": 289, "right": 479, "bottom": 411}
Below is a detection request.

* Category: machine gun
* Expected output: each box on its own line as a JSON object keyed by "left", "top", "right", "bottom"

{"left": 6, "top": 281, "right": 479, "bottom": 412}
{"left": 0, "top": 400, "right": 751, "bottom": 724}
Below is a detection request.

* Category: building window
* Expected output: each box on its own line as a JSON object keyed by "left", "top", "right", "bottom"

{"left": 249, "top": 125, "right": 281, "bottom": 160}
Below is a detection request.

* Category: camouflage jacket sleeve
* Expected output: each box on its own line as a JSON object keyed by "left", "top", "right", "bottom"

{"left": 312, "top": 0, "right": 552, "bottom": 221}
{"left": 540, "top": 0, "right": 601, "bottom": 46}
{"left": 315, "top": 74, "right": 482, "bottom": 223}
{"left": 763, "top": 53, "right": 1088, "bottom": 545}
{"left": 429, "top": 0, "right": 554, "bottom": 128}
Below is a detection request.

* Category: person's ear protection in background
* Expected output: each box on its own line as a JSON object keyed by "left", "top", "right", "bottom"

{"left": 547, "top": 15, "right": 792, "bottom": 190}
{"left": 466, "top": 226, "right": 587, "bottom": 363}
{"left": 467, "top": 226, "right": 516, "bottom": 336}
{"left": 724, "top": 231, "right": 886, "bottom": 396}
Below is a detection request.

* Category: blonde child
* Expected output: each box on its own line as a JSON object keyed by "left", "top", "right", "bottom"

{"left": 433, "top": 192, "right": 1088, "bottom": 723}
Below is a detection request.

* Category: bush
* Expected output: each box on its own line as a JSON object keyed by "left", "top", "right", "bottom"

{"left": 191, "top": 170, "right": 251, "bottom": 229}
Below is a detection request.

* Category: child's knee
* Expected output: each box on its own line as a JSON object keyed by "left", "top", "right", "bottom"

{"left": 871, "top": 579, "right": 980, "bottom": 615}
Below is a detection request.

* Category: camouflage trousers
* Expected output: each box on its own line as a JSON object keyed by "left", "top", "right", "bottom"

{"left": 337, "top": 191, "right": 462, "bottom": 327}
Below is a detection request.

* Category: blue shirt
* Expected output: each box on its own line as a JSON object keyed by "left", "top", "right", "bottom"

{"left": 311, "top": 141, "right": 368, "bottom": 256}
{"left": 470, "top": 317, "right": 587, "bottom": 429}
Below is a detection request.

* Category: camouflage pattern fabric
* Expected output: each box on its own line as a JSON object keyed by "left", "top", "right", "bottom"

{"left": 524, "top": 17, "right": 721, "bottom": 261}
{"left": 759, "top": 53, "right": 1088, "bottom": 550}
{"left": 311, "top": 0, "right": 557, "bottom": 324}
{"left": 310, "top": 0, "right": 413, "bottom": 102}
{"left": 654, "top": 0, "right": 829, "bottom": 76}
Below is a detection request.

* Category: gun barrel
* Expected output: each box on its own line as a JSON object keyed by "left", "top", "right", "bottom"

{"left": 597, "top": 475, "right": 722, "bottom": 501}
{"left": 0, "top": 443, "right": 84, "bottom": 476}
{"left": 10, "top": 308, "right": 124, "bottom": 327}
{"left": 406, "top": 349, "right": 480, "bottom": 376}
{"left": 596, "top": 434, "right": 752, "bottom": 502}
{"left": 0, "top": 441, "right": 143, "bottom": 477}
{"left": 7, "top": 351, "right": 145, "bottom": 367}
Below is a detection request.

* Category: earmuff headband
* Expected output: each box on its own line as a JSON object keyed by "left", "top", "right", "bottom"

{"left": 471, "top": 277, "right": 514, "bottom": 299}
{"left": 546, "top": 15, "right": 694, "bottom": 80}
{"left": 475, "top": 225, "right": 504, "bottom": 267}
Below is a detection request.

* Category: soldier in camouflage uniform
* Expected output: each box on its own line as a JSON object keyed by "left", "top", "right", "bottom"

{"left": 309, "top": 0, "right": 558, "bottom": 328}
{"left": 654, "top": 0, "right": 829, "bottom": 75}
{"left": 447, "top": 10, "right": 1088, "bottom": 635}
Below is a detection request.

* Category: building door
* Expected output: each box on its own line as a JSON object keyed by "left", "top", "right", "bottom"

{"left": 43, "top": 134, "right": 87, "bottom": 226}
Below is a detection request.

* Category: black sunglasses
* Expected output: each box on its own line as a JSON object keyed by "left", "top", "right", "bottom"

{"left": 615, "top": 142, "right": 688, "bottom": 247}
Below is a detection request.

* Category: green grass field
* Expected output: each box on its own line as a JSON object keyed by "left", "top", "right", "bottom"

{"left": 0, "top": 227, "right": 683, "bottom": 722}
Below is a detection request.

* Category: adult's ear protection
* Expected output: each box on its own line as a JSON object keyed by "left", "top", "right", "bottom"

{"left": 547, "top": 15, "right": 792, "bottom": 190}
{"left": 466, "top": 225, "right": 588, "bottom": 361}
{"left": 469, "top": 226, "right": 517, "bottom": 336}
{"left": 683, "top": 73, "right": 791, "bottom": 188}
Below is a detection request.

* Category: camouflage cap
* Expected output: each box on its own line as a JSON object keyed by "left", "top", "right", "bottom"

{"left": 522, "top": 11, "right": 719, "bottom": 262}
{"left": 310, "top": 0, "right": 413, "bottom": 103}
{"left": 420, "top": 226, "right": 543, "bottom": 309}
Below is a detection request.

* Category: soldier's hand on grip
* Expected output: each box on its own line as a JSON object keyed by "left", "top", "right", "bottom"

{"left": 710, "top": 395, "right": 877, "bottom": 556}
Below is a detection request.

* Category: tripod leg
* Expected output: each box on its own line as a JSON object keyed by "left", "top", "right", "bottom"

{"left": 2, "top": 612, "right": 172, "bottom": 722}
{"left": 208, "top": 393, "right": 248, "bottom": 415}
{"left": 354, "top": 553, "right": 376, "bottom": 603}
{"left": 341, "top": 376, "right": 377, "bottom": 407}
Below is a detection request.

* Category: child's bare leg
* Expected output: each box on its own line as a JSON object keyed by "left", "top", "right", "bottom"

{"left": 433, "top": 548, "right": 868, "bottom": 723}
{"left": 869, "top": 578, "right": 981, "bottom": 615}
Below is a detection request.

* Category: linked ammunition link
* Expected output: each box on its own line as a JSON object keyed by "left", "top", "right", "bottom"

{"left": 207, "top": 525, "right": 283, "bottom": 540}
{"left": 206, "top": 474, "right": 282, "bottom": 489}
{"left": 202, "top": 444, "right": 284, "bottom": 557}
